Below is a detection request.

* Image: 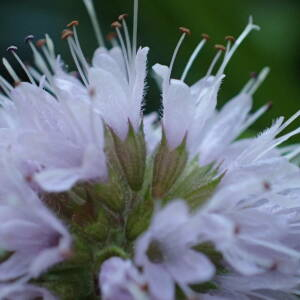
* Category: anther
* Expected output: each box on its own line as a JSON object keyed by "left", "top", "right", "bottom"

{"left": 118, "top": 14, "right": 129, "bottom": 21}
{"left": 111, "top": 21, "right": 122, "bottom": 29}
{"left": 6, "top": 46, "right": 18, "bottom": 52}
{"left": 214, "top": 44, "right": 226, "bottom": 52}
{"left": 61, "top": 29, "right": 74, "bottom": 40}
{"left": 36, "top": 39, "right": 47, "bottom": 48}
{"left": 201, "top": 33, "right": 210, "bottom": 40}
{"left": 67, "top": 20, "right": 79, "bottom": 28}
{"left": 25, "top": 35, "right": 35, "bottom": 44}
{"left": 179, "top": 27, "right": 191, "bottom": 36}
{"left": 225, "top": 35, "right": 235, "bottom": 42}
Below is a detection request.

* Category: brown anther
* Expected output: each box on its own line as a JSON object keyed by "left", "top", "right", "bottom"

{"left": 14, "top": 81, "right": 21, "bottom": 87}
{"left": 269, "top": 262, "right": 278, "bottom": 271}
{"left": 201, "top": 33, "right": 210, "bottom": 40}
{"left": 36, "top": 39, "right": 47, "bottom": 48}
{"left": 267, "top": 101, "right": 273, "bottom": 110}
{"left": 6, "top": 45, "right": 18, "bottom": 52}
{"left": 214, "top": 44, "right": 226, "bottom": 52}
{"left": 111, "top": 21, "right": 122, "bottom": 29}
{"left": 61, "top": 29, "right": 74, "bottom": 40}
{"left": 225, "top": 35, "right": 235, "bottom": 42}
{"left": 118, "top": 14, "right": 129, "bottom": 21}
{"left": 25, "top": 35, "right": 35, "bottom": 43}
{"left": 67, "top": 20, "right": 79, "bottom": 28}
{"left": 250, "top": 71, "right": 258, "bottom": 78}
{"left": 263, "top": 181, "right": 271, "bottom": 191}
{"left": 179, "top": 27, "right": 191, "bottom": 36}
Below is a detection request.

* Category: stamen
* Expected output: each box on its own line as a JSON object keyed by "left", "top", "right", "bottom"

{"left": 278, "top": 110, "right": 300, "bottom": 133}
{"left": 225, "top": 35, "right": 235, "bottom": 54}
{"left": 285, "top": 146, "right": 300, "bottom": 161}
{"left": 36, "top": 39, "right": 55, "bottom": 72}
{"left": 62, "top": 30, "right": 89, "bottom": 87}
{"left": 45, "top": 34, "right": 56, "bottom": 61}
{"left": 0, "top": 75, "right": 13, "bottom": 95}
{"left": 247, "top": 67, "right": 270, "bottom": 95}
{"left": 2, "top": 57, "right": 21, "bottom": 84}
{"left": 83, "top": 0, "right": 105, "bottom": 47}
{"left": 240, "top": 72, "right": 257, "bottom": 94}
{"left": 67, "top": 20, "right": 89, "bottom": 73}
{"left": 205, "top": 45, "right": 224, "bottom": 77}
{"left": 28, "top": 66, "right": 54, "bottom": 93}
{"left": 180, "top": 34, "right": 209, "bottom": 81}
{"left": 217, "top": 16, "right": 260, "bottom": 76}
{"left": 119, "top": 14, "right": 132, "bottom": 63}
{"left": 169, "top": 27, "right": 191, "bottom": 75}
{"left": 7, "top": 43, "right": 36, "bottom": 85}
{"left": 112, "top": 21, "right": 130, "bottom": 79}
{"left": 132, "top": 0, "right": 139, "bottom": 57}
{"left": 27, "top": 39, "right": 54, "bottom": 85}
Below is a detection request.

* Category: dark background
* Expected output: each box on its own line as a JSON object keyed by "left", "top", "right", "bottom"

{"left": 1, "top": 0, "right": 300, "bottom": 141}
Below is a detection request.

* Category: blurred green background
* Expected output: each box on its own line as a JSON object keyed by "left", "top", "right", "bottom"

{"left": 0, "top": 0, "right": 299, "bottom": 140}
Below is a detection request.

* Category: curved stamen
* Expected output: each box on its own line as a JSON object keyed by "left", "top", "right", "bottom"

{"left": 180, "top": 34, "right": 209, "bottom": 81}
{"left": 2, "top": 56, "right": 21, "bottom": 84}
{"left": 83, "top": 0, "right": 105, "bottom": 47}
{"left": 217, "top": 16, "right": 260, "bottom": 76}
{"left": 169, "top": 27, "right": 191, "bottom": 77}
{"left": 7, "top": 44, "right": 36, "bottom": 85}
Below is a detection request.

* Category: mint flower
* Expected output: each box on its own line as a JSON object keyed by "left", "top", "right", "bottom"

{"left": 0, "top": 0, "right": 299, "bottom": 299}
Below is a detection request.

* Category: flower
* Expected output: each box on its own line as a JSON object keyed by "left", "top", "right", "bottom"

{"left": 135, "top": 201, "right": 215, "bottom": 300}
{"left": 0, "top": 0, "right": 299, "bottom": 299}
{"left": 99, "top": 257, "right": 148, "bottom": 300}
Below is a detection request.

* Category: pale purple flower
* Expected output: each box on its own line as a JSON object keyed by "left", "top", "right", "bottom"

{"left": 99, "top": 257, "right": 148, "bottom": 300}
{"left": 0, "top": 81, "right": 107, "bottom": 192}
{"left": 0, "top": 160, "right": 72, "bottom": 281}
{"left": 135, "top": 201, "right": 215, "bottom": 300}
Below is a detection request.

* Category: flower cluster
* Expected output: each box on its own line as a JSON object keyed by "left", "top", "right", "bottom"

{"left": 0, "top": 0, "right": 300, "bottom": 299}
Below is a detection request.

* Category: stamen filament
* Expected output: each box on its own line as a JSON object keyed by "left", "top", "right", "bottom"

{"left": 0, "top": 75, "right": 13, "bottom": 95}
{"left": 28, "top": 41, "right": 54, "bottom": 86}
{"left": 83, "top": 0, "right": 105, "bottom": 47}
{"left": 120, "top": 17, "right": 132, "bottom": 64}
{"left": 132, "top": 0, "right": 139, "bottom": 57}
{"left": 285, "top": 146, "right": 300, "bottom": 161}
{"left": 217, "top": 16, "right": 260, "bottom": 76}
{"left": 67, "top": 38, "right": 89, "bottom": 87}
{"left": 181, "top": 38, "right": 207, "bottom": 82}
{"left": 169, "top": 30, "right": 189, "bottom": 76}
{"left": 10, "top": 49, "right": 36, "bottom": 85}
{"left": 205, "top": 50, "right": 222, "bottom": 78}
{"left": 2, "top": 57, "right": 21, "bottom": 83}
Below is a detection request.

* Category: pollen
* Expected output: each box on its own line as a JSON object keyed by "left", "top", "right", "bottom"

{"left": 214, "top": 44, "right": 226, "bottom": 51}
{"left": 36, "top": 39, "right": 47, "bottom": 48}
{"left": 118, "top": 14, "right": 129, "bottom": 21}
{"left": 201, "top": 33, "right": 210, "bottom": 40}
{"left": 111, "top": 21, "right": 122, "bottom": 29}
{"left": 61, "top": 29, "right": 74, "bottom": 40}
{"left": 179, "top": 27, "right": 191, "bottom": 36}
{"left": 67, "top": 20, "right": 80, "bottom": 28}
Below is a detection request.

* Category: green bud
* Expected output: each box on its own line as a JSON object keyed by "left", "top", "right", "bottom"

{"left": 152, "top": 130, "right": 188, "bottom": 199}
{"left": 109, "top": 121, "right": 146, "bottom": 191}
